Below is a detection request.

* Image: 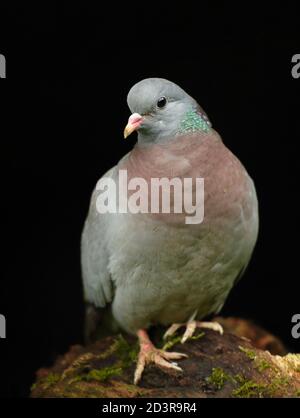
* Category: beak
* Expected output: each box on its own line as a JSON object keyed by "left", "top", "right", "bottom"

{"left": 124, "top": 113, "right": 143, "bottom": 139}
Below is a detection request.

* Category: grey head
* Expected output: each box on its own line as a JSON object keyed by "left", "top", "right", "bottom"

{"left": 125, "top": 78, "right": 210, "bottom": 144}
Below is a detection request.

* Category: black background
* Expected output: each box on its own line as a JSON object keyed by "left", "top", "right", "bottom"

{"left": 0, "top": 3, "right": 299, "bottom": 398}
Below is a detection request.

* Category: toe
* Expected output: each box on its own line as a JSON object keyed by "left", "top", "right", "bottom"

{"left": 134, "top": 354, "right": 146, "bottom": 385}
{"left": 160, "top": 350, "right": 188, "bottom": 360}
{"left": 181, "top": 321, "right": 197, "bottom": 343}
{"left": 213, "top": 323, "right": 223, "bottom": 335}
{"left": 154, "top": 353, "right": 183, "bottom": 372}
{"left": 196, "top": 321, "right": 224, "bottom": 335}
{"left": 163, "top": 323, "right": 182, "bottom": 340}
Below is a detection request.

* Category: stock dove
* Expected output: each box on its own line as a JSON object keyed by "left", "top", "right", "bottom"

{"left": 81, "top": 78, "right": 259, "bottom": 384}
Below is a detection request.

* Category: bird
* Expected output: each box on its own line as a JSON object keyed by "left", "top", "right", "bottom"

{"left": 81, "top": 78, "right": 259, "bottom": 384}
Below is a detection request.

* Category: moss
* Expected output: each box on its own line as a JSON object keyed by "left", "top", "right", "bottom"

{"left": 64, "top": 381, "right": 107, "bottom": 397}
{"left": 266, "top": 376, "right": 290, "bottom": 396}
{"left": 113, "top": 334, "right": 139, "bottom": 367}
{"left": 162, "top": 331, "right": 204, "bottom": 350}
{"left": 190, "top": 332, "right": 205, "bottom": 341}
{"left": 238, "top": 346, "right": 272, "bottom": 373}
{"left": 232, "top": 379, "right": 266, "bottom": 398}
{"left": 256, "top": 359, "right": 272, "bottom": 373}
{"left": 207, "top": 369, "right": 269, "bottom": 397}
{"left": 207, "top": 367, "right": 233, "bottom": 390}
{"left": 234, "top": 374, "right": 245, "bottom": 384}
{"left": 162, "top": 335, "right": 182, "bottom": 351}
{"left": 46, "top": 373, "right": 61, "bottom": 384}
{"left": 239, "top": 346, "right": 256, "bottom": 361}
{"left": 239, "top": 346, "right": 272, "bottom": 374}
{"left": 36, "top": 373, "right": 61, "bottom": 390}
{"left": 77, "top": 366, "right": 123, "bottom": 382}
{"left": 31, "top": 383, "right": 37, "bottom": 391}
{"left": 295, "top": 389, "right": 300, "bottom": 397}
{"left": 232, "top": 373, "right": 291, "bottom": 398}
{"left": 70, "top": 335, "right": 138, "bottom": 385}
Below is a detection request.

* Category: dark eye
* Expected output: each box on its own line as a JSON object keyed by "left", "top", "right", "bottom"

{"left": 157, "top": 96, "right": 167, "bottom": 108}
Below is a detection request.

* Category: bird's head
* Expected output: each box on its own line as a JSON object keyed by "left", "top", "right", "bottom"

{"left": 124, "top": 78, "right": 211, "bottom": 144}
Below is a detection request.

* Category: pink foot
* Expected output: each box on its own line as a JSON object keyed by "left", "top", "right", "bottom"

{"left": 164, "top": 320, "right": 223, "bottom": 343}
{"left": 134, "top": 329, "right": 188, "bottom": 385}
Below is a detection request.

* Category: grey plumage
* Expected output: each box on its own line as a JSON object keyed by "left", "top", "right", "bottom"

{"left": 81, "top": 78, "right": 259, "bottom": 339}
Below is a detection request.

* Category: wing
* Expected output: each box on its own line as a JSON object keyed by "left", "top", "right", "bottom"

{"left": 233, "top": 262, "right": 249, "bottom": 287}
{"left": 81, "top": 167, "right": 116, "bottom": 308}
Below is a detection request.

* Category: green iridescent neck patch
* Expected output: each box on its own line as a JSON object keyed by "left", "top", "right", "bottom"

{"left": 179, "top": 109, "right": 211, "bottom": 134}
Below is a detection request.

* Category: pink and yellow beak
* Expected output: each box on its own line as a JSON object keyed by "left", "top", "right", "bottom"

{"left": 123, "top": 113, "right": 143, "bottom": 139}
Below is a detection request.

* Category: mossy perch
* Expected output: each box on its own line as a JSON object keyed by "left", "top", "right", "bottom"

{"left": 31, "top": 317, "right": 300, "bottom": 398}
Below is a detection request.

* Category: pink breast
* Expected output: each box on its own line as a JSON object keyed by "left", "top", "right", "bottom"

{"left": 118, "top": 131, "right": 252, "bottom": 226}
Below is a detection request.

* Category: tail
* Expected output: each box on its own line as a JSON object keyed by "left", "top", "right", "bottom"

{"left": 84, "top": 303, "right": 121, "bottom": 344}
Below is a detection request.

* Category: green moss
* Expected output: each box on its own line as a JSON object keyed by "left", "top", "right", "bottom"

{"left": 207, "top": 368, "right": 267, "bottom": 395}
{"left": 113, "top": 334, "right": 139, "bottom": 367}
{"left": 162, "top": 331, "right": 204, "bottom": 350}
{"left": 36, "top": 373, "right": 61, "bottom": 389}
{"left": 234, "top": 374, "right": 245, "bottom": 384}
{"left": 239, "top": 346, "right": 256, "bottom": 360}
{"left": 239, "top": 346, "right": 273, "bottom": 373}
{"left": 70, "top": 335, "right": 139, "bottom": 385}
{"left": 232, "top": 379, "right": 266, "bottom": 398}
{"left": 162, "top": 335, "right": 182, "bottom": 351}
{"left": 232, "top": 373, "right": 291, "bottom": 398}
{"left": 46, "top": 373, "right": 61, "bottom": 384}
{"left": 239, "top": 345, "right": 274, "bottom": 374}
{"left": 190, "top": 332, "right": 205, "bottom": 341}
{"left": 295, "top": 389, "right": 300, "bottom": 397}
{"left": 266, "top": 376, "right": 290, "bottom": 396}
{"left": 256, "top": 359, "right": 272, "bottom": 373}
{"left": 207, "top": 368, "right": 234, "bottom": 390}
{"left": 77, "top": 366, "right": 123, "bottom": 382}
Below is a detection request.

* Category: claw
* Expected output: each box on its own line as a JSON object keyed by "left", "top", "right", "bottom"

{"left": 164, "top": 319, "right": 224, "bottom": 346}
{"left": 181, "top": 321, "right": 197, "bottom": 343}
{"left": 196, "top": 321, "right": 223, "bottom": 335}
{"left": 163, "top": 323, "right": 182, "bottom": 340}
{"left": 134, "top": 329, "right": 186, "bottom": 385}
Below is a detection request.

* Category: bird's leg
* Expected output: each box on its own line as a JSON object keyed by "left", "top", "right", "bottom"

{"left": 164, "top": 319, "right": 223, "bottom": 343}
{"left": 134, "top": 329, "right": 188, "bottom": 385}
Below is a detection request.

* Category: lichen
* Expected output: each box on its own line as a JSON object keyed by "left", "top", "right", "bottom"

{"left": 207, "top": 367, "right": 233, "bottom": 390}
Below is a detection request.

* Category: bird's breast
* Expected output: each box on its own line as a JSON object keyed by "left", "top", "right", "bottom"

{"left": 117, "top": 131, "right": 256, "bottom": 228}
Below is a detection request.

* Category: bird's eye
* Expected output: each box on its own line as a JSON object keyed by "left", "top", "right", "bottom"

{"left": 157, "top": 96, "right": 167, "bottom": 108}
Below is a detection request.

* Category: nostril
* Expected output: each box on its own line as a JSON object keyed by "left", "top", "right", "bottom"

{"left": 128, "top": 113, "right": 143, "bottom": 125}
